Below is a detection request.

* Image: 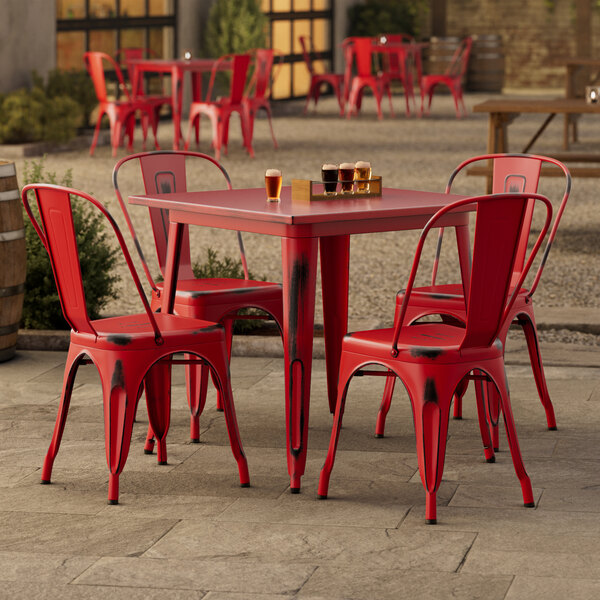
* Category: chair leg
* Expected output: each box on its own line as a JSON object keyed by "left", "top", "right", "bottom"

{"left": 41, "top": 350, "right": 80, "bottom": 484}
{"left": 89, "top": 114, "right": 103, "bottom": 156}
{"left": 265, "top": 106, "right": 278, "bottom": 149}
{"left": 206, "top": 350, "right": 250, "bottom": 487}
{"left": 144, "top": 359, "right": 172, "bottom": 465}
{"left": 375, "top": 372, "right": 396, "bottom": 437}
{"left": 186, "top": 359, "right": 210, "bottom": 442}
{"left": 488, "top": 363, "right": 535, "bottom": 507}
{"left": 215, "top": 317, "right": 234, "bottom": 411}
{"left": 144, "top": 423, "right": 155, "bottom": 454}
{"left": 473, "top": 376, "right": 496, "bottom": 463}
{"left": 518, "top": 315, "right": 557, "bottom": 429}
{"left": 453, "top": 377, "right": 469, "bottom": 419}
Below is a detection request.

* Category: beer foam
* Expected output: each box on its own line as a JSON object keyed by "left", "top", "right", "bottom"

{"left": 339, "top": 162, "right": 355, "bottom": 169}
{"left": 265, "top": 169, "right": 281, "bottom": 177}
{"left": 355, "top": 160, "right": 370, "bottom": 168}
{"left": 322, "top": 163, "right": 337, "bottom": 170}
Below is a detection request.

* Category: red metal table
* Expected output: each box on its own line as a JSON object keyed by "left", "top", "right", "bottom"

{"left": 128, "top": 58, "right": 230, "bottom": 150}
{"left": 129, "top": 186, "right": 471, "bottom": 492}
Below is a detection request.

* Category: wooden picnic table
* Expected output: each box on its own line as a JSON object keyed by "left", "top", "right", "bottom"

{"left": 472, "top": 97, "right": 600, "bottom": 190}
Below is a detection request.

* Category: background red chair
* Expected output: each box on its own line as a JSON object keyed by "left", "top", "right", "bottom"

{"left": 83, "top": 51, "right": 158, "bottom": 156}
{"left": 299, "top": 35, "right": 345, "bottom": 116}
{"left": 244, "top": 48, "right": 282, "bottom": 150}
{"left": 376, "top": 154, "right": 571, "bottom": 455}
{"left": 420, "top": 36, "right": 472, "bottom": 118}
{"left": 113, "top": 150, "right": 284, "bottom": 449}
{"left": 21, "top": 183, "right": 249, "bottom": 505}
{"left": 344, "top": 37, "right": 394, "bottom": 120}
{"left": 185, "top": 53, "right": 253, "bottom": 159}
{"left": 116, "top": 47, "right": 173, "bottom": 128}
{"left": 318, "top": 191, "right": 553, "bottom": 524}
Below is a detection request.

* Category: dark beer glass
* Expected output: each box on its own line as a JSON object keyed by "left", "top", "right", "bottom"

{"left": 321, "top": 163, "right": 338, "bottom": 195}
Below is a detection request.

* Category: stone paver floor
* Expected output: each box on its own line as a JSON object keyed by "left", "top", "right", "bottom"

{"left": 0, "top": 338, "right": 599, "bottom": 599}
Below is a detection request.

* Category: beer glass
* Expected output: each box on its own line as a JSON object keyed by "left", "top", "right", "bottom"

{"left": 338, "top": 162, "right": 355, "bottom": 194}
{"left": 354, "top": 161, "right": 371, "bottom": 193}
{"left": 265, "top": 169, "right": 282, "bottom": 202}
{"left": 321, "top": 163, "right": 338, "bottom": 195}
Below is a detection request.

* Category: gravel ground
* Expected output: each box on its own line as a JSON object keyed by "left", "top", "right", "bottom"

{"left": 13, "top": 91, "right": 600, "bottom": 331}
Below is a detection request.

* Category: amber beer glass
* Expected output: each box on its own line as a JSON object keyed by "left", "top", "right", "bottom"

{"left": 354, "top": 160, "right": 371, "bottom": 193}
{"left": 338, "top": 162, "right": 355, "bottom": 194}
{"left": 265, "top": 168, "right": 282, "bottom": 202}
{"left": 321, "top": 163, "right": 338, "bottom": 195}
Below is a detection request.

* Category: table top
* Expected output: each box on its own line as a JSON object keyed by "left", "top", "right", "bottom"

{"left": 130, "top": 186, "right": 470, "bottom": 238}
{"left": 127, "top": 57, "right": 223, "bottom": 71}
{"left": 473, "top": 97, "right": 600, "bottom": 114}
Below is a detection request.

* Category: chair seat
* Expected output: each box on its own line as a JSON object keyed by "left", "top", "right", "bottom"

{"left": 157, "top": 278, "right": 282, "bottom": 308}
{"left": 344, "top": 322, "right": 503, "bottom": 364}
{"left": 77, "top": 313, "right": 224, "bottom": 350}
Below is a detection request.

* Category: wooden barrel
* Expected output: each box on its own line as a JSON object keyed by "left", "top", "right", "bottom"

{"left": 0, "top": 161, "right": 26, "bottom": 362}
{"left": 468, "top": 34, "right": 504, "bottom": 92}
{"left": 425, "top": 37, "right": 466, "bottom": 90}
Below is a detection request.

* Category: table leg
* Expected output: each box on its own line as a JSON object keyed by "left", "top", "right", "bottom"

{"left": 162, "top": 221, "right": 184, "bottom": 314}
{"left": 320, "top": 235, "right": 350, "bottom": 414}
{"left": 281, "top": 236, "right": 318, "bottom": 492}
{"left": 171, "top": 66, "right": 183, "bottom": 150}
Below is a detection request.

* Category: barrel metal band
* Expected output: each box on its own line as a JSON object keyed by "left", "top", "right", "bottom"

{"left": 0, "top": 283, "right": 25, "bottom": 298}
{"left": 0, "top": 190, "right": 19, "bottom": 202}
{"left": 0, "top": 323, "right": 19, "bottom": 336}
{"left": 0, "top": 346, "right": 16, "bottom": 362}
{"left": 0, "top": 163, "right": 16, "bottom": 177}
{"left": 0, "top": 228, "right": 25, "bottom": 242}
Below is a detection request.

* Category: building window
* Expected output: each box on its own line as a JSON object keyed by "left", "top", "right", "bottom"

{"left": 262, "top": 0, "right": 334, "bottom": 100}
{"left": 56, "top": 0, "right": 176, "bottom": 70}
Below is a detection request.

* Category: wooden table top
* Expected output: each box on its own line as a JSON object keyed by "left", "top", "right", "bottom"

{"left": 473, "top": 97, "right": 600, "bottom": 114}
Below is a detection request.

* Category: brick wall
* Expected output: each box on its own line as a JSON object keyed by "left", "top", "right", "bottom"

{"left": 420, "top": 0, "right": 600, "bottom": 90}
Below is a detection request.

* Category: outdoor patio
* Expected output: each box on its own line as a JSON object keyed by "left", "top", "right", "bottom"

{"left": 2, "top": 92, "right": 600, "bottom": 599}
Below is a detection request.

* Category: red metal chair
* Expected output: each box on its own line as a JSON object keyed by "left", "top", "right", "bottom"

{"left": 185, "top": 53, "right": 253, "bottom": 160}
{"left": 420, "top": 36, "right": 472, "bottom": 118}
{"left": 83, "top": 51, "right": 158, "bottom": 157}
{"left": 116, "top": 47, "right": 173, "bottom": 125}
{"left": 21, "top": 183, "right": 249, "bottom": 505}
{"left": 318, "top": 191, "right": 553, "bottom": 524}
{"left": 375, "top": 154, "right": 571, "bottom": 453}
{"left": 344, "top": 37, "right": 394, "bottom": 120}
{"left": 299, "top": 35, "right": 345, "bottom": 116}
{"left": 243, "top": 48, "right": 282, "bottom": 150}
{"left": 113, "top": 150, "right": 284, "bottom": 449}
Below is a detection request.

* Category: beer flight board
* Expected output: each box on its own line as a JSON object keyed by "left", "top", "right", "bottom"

{"left": 291, "top": 176, "right": 383, "bottom": 202}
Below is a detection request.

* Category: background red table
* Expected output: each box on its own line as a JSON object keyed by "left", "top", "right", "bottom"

{"left": 128, "top": 58, "right": 230, "bottom": 150}
{"left": 130, "top": 186, "right": 471, "bottom": 492}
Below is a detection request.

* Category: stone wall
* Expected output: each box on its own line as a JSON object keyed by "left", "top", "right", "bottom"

{"left": 422, "top": 0, "right": 600, "bottom": 90}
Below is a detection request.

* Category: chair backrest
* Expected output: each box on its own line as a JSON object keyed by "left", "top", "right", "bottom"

{"left": 84, "top": 51, "right": 131, "bottom": 104}
{"left": 445, "top": 36, "right": 472, "bottom": 78}
{"left": 245, "top": 48, "right": 282, "bottom": 101}
{"left": 206, "top": 53, "right": 250, "bottom": 105}
{"left": 447, "top": 153, "right": 571, "bottom": 297}
{"left": 377, "top": 33, "right": 414, "bottom": 75}
{"left": 299, "top": 36, "right": 316, "bottom": 75}
{"left": 393, "top": 192, "right": 553, "bottom": 354}
{"left": 348, "top": 37, "right": 375, "bottom": 78}
{"left": 116, "top": 47, "right": 159, "bottom": 95}
{"left": 21, "top": 184, "right": 162, "bottom": 341}
{"left": 113, "top": 151, "right": 240, "bottom": 295}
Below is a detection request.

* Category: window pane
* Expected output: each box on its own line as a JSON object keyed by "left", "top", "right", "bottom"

{"left": 293, "top": 20, "right": 311, "bottom": 54}
{"left": 312, "top": 18, "right": 330, "bottom": 52}
{"left": 272, "top": 62, "right": 291, "bottom": 99}
{"left": 312, "top": 0, "right": 330, "bottom": 9}
{"left": 89, "top": 0, "right": 116, "bottom": 18}
{"left": 272, "top": 0, "right": 292, "bottom": 12}
{"left": 89, "top": 29, "right": 117, "bottom": 56}
{"left": 293, "top": 60, "right": 310, "bottom": 96}
{"left": 272, "top": 20, "right": 291, "bottom": 54}
{"left": 294, "top": 0, "right": 311, "bottom": 11}
{"left": 120, "top": 29, "right": 146, "bottom": 51}
{"left": 57, "top": 31, "right": 86, "bottom": 70}
{"left": 56, "top": 0, "right": 85, "bottom": 19}
{"left": 120, "top": 0, "right": 145, "bottom": 17}
{"left": 260, "top": 0, "right": 270, "bottom": 11}
{"left": 149, "top": 27, "right": 174, "bottom": 58}
{"left": 149, "top": 0, "right": 175, "bottom": 16}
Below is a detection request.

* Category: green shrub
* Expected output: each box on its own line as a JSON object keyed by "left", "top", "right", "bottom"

{"left": 0, "top": 88, "right": 80, "bottom": 144}
{"left": 33, "top": 69, "right": 97, "bottom": 129}
{"left": 21, "top": 158, "right": 120, "bottom": 330}
{"left": 204, "top": 0, "right": 267, "bottom": 57}
{"left": 347, "top": 0, "right": 428, "bottom": 38}
{"left": 192, "top": 247, "right": 269, "bottom": 334}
